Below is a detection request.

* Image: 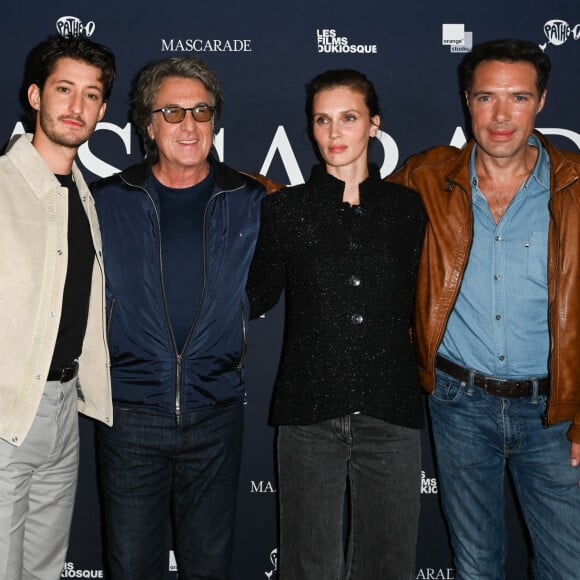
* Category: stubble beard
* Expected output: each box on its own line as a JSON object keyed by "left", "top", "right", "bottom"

{"left": 38, "top": 108, "right": 94, "bottom": 149}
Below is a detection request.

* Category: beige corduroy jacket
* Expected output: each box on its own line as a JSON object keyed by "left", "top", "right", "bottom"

{"left": 0, "top": 134, "right": 112, "bottom": 446}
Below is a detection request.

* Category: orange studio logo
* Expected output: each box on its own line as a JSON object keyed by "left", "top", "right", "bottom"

{"left": 56, "top": 16, "right": 96, "bottom": 38}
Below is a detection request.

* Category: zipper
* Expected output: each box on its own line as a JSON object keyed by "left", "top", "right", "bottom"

{"left": 122, "top": 174, "right": 246, "bottom": 420}
{"left": 175, "top": 353, "right": 183, "bottom": 425}
{"left": 106, "top": 297, "right": 117, "bottom": 343}
{"left": 236, "top": 299, "right": 248, "bottom": 372}
{"left": 161, "top": 186, "right": 222, "bottom": 419}
{"left": 178, "top": 189, "right": 223, "bottom": 352}
{"left": 127, "top": 183, "right": 183, "bottom": 418}
{"left": 177, "top": 181, "right": 246, "bottom": 357}
{"left": 175, "top": 182, "right": 246, "bottom": 408}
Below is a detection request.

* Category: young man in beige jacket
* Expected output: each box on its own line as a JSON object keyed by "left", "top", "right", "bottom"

{"left": 0, "top": 34, "right": 115, "bottom": 580}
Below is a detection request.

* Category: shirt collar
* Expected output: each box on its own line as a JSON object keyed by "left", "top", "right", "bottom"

{"left": 469, "top": 133, "right": 551, "bottom": 194}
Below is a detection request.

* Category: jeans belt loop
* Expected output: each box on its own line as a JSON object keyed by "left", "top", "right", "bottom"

{"left": 468, "top": 369, "right": 476, "bottom": 388}
{"left": 532, "top": 378, "right": 539, "bottom": 399}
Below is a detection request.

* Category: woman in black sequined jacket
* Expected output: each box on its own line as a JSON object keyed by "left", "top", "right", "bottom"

{"left": 247, "top": 69, "right": 427, "bottom": 580}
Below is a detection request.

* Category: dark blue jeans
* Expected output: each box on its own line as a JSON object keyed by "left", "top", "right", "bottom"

{"left": 430, "top": 369, "right": 580, "bottom": 580}
{"left": 277, "top": 414, "right": 421, "bottom": 580}
{"left": 96, "top": 403, "right": 244, "bottom": 580}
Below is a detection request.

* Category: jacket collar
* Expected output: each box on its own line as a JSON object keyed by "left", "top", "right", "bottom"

{"left": 443, "top": 140, "right": 474, "bottom": 193}
{"left": 445, "top": 130, "right": 580, "bottom": 196}
{"left": 537, "top": 130, "right": 580, "bottom": 194}
{"left": 120, "top": 153, "right": 246, "bottom": 193}
{"left": 308, "top": 163, "right": 383, "bottom": 202}
{"left": 5, "top": 133, "right": 87, "bottom": 199}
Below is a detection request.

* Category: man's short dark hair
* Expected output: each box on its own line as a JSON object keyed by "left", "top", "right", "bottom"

{"left": 25, "top": 34, "right": 116, "bottom": 101}
{"left": 459, "top": 39, "right": 551, "bottom": 96}
{"left": 20, "top": 34, "right": 116, "bottom": 130}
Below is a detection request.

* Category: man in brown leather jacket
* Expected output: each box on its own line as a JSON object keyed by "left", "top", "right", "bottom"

{"left": 388, "top": 38, "right": 580, "bottom": 580}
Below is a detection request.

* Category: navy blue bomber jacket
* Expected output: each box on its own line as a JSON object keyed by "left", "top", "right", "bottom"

{"left": 92, "top": 159, "right": 266, "bottom": 416}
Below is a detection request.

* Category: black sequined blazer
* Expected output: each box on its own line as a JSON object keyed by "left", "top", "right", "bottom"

{"left": 247, "top": 164, "right": 427, "bottom": 427}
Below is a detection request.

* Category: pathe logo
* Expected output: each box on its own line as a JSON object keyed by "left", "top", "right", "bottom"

{"left": 264, "top": 547, "right": 278, "bottom": 579}
{"left": 540, "top": 19, "right": 580, "bottom": 50}
{"left": 56, "top": 16, "right": 95, "bottom": 38}
{"left": 442, "top": 24, "right": 472, "bottom": 53}
{"left": 316, "top": 29, "right": 378, "bottom": 54}
{"left": 420, "top": 470, "right": 438, "bottom": 494}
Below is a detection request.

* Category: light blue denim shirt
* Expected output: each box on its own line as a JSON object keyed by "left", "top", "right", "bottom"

{"left": 438, "top": 134, "right": 550, "bottom": 379}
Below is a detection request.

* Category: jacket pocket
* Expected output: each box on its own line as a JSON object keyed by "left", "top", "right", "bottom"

{"left": 526, "top": 232, "right": 548, "bottom": 284}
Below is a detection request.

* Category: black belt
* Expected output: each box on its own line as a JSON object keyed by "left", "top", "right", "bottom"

{"left": 436, "top": 356, "right": 549, "bottom": 398}
{"left": 47, "top": 361, "right": 79, "bottom": 383}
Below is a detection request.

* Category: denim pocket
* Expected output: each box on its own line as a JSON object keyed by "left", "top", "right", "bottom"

{"left": 432, "top": 372, "right": 465, "bottom": 404}
{"left": 526, "top": 231, "right": 548, "bottom": 284}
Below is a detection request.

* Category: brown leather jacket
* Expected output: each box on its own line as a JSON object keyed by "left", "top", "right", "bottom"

{"left": 387, "top": 131, "right": 580, "bottom": 443}
{"left": 242, "top": 172, "right": 283, "bottom": 194}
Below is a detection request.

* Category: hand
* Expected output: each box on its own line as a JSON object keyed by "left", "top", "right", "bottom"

{"left": 571, "top": 441, "right": 580, "bottom": 487}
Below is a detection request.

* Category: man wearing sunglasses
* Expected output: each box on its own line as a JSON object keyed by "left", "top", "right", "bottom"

{"left": 91, "top": 57, "right": 270, "bottom": 580}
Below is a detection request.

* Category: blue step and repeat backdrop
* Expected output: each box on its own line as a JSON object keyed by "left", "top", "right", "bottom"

{"left": 2, "top": 1, "right": 580, "bottom": 578}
